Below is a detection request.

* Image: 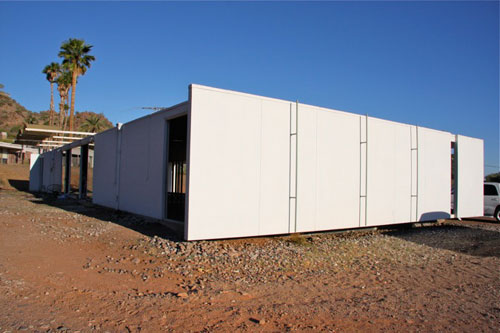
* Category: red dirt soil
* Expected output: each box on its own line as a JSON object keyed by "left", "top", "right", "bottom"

{"left": 0, "top": 165, "right": 499, "bottom": 332}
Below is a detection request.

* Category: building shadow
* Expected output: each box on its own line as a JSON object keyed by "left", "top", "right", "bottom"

{"left": 460, "top": 216, "right": 499, "bottom": 224}
{"left": 28, "top": 192, "right": 183, "bottom": 242}
{"left": 8, "top": 179, "right": 30, "bottom": 192}
{"left": 382, "top": 223, "right": 500, "bottom": 258}
{"left": 21, "top": 190, "right": 500, "bottom": 251}
{"left": 419, "top": 211, "right": 450, "bottom": 221}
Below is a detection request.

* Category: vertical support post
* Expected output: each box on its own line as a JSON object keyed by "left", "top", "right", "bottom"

{"left": 288, "top": 102, "right": 298, "bottom": 233}
{"left": 415, "top": 127, "right": 419, "bottom": 220}
{"left": 294, "top": 101, "right": 298, "bottom": 232}
{"left": 79, "top": 144, "right": 89, "bottom": 199}
{"left": 115, "top": 123, "right": 123, "bottom": 210}
{"left": 410, "top": 126, "right": 419, "bottom": 222}
{"left": 453, "top": 135, "right": 459, "bottom": 217}
{"left": 64, "top": 149, "right": 71, "bottom": 194}
{"left": 359, "top": 115, "right": 368, "bottom": 227}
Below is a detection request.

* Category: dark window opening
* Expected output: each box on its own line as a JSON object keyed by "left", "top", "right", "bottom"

{"left": 166, "top": 115, "right": 187, "bottom": 222}
{"left": 484, "top": 184, "right": 498, "bottom": 196}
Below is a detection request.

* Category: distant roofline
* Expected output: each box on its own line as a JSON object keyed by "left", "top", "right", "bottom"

{"left": 24, "top": 127, "right": 95, "bottom": 136}
{"left": 0, "top": 141, "right": 39, "bottom": 152}
{"left": 23, "top": 124, "right": 61, "bottom": 131}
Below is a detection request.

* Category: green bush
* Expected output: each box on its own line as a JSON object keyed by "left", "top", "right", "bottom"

{"left": 485, "top": 172, "right": 500, "bottom": 182}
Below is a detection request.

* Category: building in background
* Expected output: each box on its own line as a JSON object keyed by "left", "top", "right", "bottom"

{"left": 0, "top": 142, "right": 39, "bottom": 164}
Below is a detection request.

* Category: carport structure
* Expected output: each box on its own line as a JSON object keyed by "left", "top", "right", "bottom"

{"left": 16, "top": 124, "right": 95, "bottom": 150}
{"left": 29, "top": 135, "right": 94, "bottom": 199}
{"left": 31, "top": 84, "right": 484, "bottom": 240}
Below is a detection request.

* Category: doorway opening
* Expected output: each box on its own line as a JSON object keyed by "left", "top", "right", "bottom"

{"left": 165, "top": 115, "right": 187, "bottom": 222}
{"left": 61, "top": 145, "right": 93, "bottom": 199}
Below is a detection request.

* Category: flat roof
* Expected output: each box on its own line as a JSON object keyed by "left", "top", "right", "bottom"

{"left": 15, "top": 124, "right": 95, "bottom": 149}
{"left": 0, "top": 141, "right": 39, "bottom": 153}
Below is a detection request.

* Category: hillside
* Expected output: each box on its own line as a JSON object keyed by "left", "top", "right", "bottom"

{"left": 0, "top": 88, "right": 113, "bottom": 141}
{"left": 0, "top": 92, "right": 35, "bottom": 138}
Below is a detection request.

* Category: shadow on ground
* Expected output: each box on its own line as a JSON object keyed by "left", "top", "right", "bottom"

{"left": 460, "top": 216, "right": 500, "bottom": 224}
{"left": 27, "top": 190, "right": 182, "bottom": 242}
{"left": 382, "top": 223, "right": 500, "bottom": 258}
{"left": 10, "top": 178, "right": 500, "bottom": 254}
{"left": 7, "top": 179, "right": 29, "bottom": 192}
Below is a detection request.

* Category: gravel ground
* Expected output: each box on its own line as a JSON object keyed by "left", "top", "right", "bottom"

{"left": 0, "top": 188, "right": 499, "bottom": 332}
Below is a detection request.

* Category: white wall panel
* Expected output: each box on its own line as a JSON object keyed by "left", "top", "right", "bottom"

{"left": 289, "top": 126, "right": 297, "bottom": 199}
{"left": 417, "top": 127, "right": 451, "bottom": 221}
{"left": 29, "top": 153, "right": 42, "bottom": 192}
{"left": 41, "top": 150, "right": 62, "bottom": 192}
{"left": 118, "top": 106, "right": 187, "bottom": 219}
{"left": 91, "top": 104, "right": 187, "bottom": 219}
{"left": 119, "top": 117, "right": 160, "bottom": 218}
{"left": 41, "top": 151, "right": 51, "bottom": 190}
{"left": 296, "top": 105, "right": 317, "bottom": 232}
{"left": 317, "top": 110, "right": 361, "bottom": 230}
{"left": 259, "top": 100, "right": 292, "bottom": 235}
{"left": 53, "top": 151, "right": 62, "bottom": 191}
{"left": 367, "top": 118, "right": 412, "bottom": 226}
{"left": 360, "top": 137, "right": 367, "bottom": 198}
{"left": 188, "top": 85, "right": 290, "bottom": 240}
{"left": 93, "top": 128, "right": 118, "bottom": 209}
{"left": 296, "top": 105, "right": 361, "bottom": 232}
{"left": 456, "top": 135, "right": 484, "bottom": 217}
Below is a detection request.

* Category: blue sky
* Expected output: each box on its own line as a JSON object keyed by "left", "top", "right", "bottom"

{"left": 0, "top": 1, "right": 498, "bottom": 174}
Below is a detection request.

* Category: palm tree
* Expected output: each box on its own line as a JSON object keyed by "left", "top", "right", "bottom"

{"left": 62, "top": 104, "right": 70, "bottom": 131}
{"left": 42, "top": 62, "right": 61, "bottom": 125}
{"left": 58, "top": 38, "right": 95, "bottom": 131}
{"left": 56, "top": 69, "right": 72, "bottom": 129}
{"left": 80, "top": 114, "right": 105, "bottom": 133}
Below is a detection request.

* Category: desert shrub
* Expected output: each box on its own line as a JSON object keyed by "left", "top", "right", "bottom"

{"left": 287, "top": 233, "right": 310, "bottom": 246}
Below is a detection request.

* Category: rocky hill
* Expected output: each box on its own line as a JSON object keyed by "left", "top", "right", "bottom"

{"left": 0, "top": 92, "right": 34, "bottom": 139}
{"left": 0, "top": 87, "right": 113, "bottom": 141}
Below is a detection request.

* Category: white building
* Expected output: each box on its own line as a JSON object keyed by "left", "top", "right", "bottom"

{"left": 30, "top": 84, "right": 484, "bottom": 240}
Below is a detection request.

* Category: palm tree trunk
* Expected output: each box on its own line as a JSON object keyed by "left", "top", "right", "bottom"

{"left": 50, "top": 82, "right": 54, "bottom": 126}
{"left": 59, "top": 95, "right": 65, "bottom": 130}
{"left": 65, "top": 87, "right": 71, "bottom": 132}
{"left": 62, "top": 104, "right": 68, "bottom": 132}
{"left": 69, "top": 68, "right": 77, "bottom": 132}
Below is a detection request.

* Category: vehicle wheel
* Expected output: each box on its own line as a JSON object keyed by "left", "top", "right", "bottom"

{"left": 495, "top": 207, "right": 500, "bottom": 222}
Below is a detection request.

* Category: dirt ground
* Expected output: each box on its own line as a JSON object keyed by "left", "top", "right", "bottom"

{"left": 0, "top": 165, "right": 499, "bottom": 332}
{"left": 0, "top": 163, "right": 30, "bottom": 191}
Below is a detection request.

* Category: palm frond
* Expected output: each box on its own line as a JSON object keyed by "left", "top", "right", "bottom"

{"left": 58, "top": 38, "right": 95, "bottom": 76}
{"left": 79, "top": 115, "right": 105, "bottom": 133}
{"left": 42, "top": 62, "right": 61, "bottom": 82}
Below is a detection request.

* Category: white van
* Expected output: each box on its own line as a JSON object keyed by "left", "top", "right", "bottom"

{"left": 484, "top": 182, "right": 500, "bottom": 221}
